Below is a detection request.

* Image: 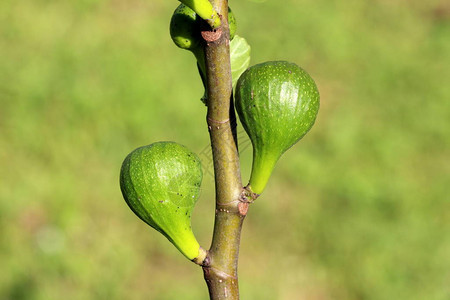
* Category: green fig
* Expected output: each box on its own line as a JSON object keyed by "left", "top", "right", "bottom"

{"left": 235, "top": 61, "right": 320, "bottom": 195}
{"left": 170, "top": 4, "right": 236, "bottom": 52}
{"left": 170, "top": 4, "right": 202, "bottom": 51}
{"left": 228, "top": 8, "right": 236, "bottom": 41}
{"left": 120, "top": 142, "right": 205, "bottom": 261}
{"left": 170, "top": 4, "right": 238, "bottom": 104}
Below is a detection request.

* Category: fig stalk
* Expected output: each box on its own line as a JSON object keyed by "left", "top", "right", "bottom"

{"left": 178, "top": 0, "right": 221, "bottom": 29}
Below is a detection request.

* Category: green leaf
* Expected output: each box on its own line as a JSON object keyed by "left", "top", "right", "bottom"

{"left": 230, "top": 35, "right": 251, "bottom": 89}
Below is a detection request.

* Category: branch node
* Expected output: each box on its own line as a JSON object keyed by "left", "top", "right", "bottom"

{"left": 239, "top": 185, "right": 259, "bottom": 204}
{"left": 201, "top": 28, "right": 223, "bottom": 42}
{"left": 238, "top": 202, "right": 249, "bottom": 216}
{"left": 192, "top": 247, "right": 209, "bottom": 266}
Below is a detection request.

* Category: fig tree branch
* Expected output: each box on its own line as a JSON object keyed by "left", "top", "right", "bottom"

{"left": 200, "top": 0, "right": 248, "bottom": 299}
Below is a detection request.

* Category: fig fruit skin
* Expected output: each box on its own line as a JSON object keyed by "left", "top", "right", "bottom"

{"left": 170, "top": 4, "right": 202, "bottom": 51}
{"left": 120, "top": 142, "right": 203, "bottom": 260}
{"left": 235, "top": 61, "right": 320, "bottom": 195}
{"left": 170, "top": 4, "right": 236, "bottom": 51}
{"left": 228, "top": 7, "right": 236, "bottom": 40}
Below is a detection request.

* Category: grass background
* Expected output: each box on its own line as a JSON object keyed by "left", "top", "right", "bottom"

{"left": 1, "top": 0, "right": 449, "bottom": 299}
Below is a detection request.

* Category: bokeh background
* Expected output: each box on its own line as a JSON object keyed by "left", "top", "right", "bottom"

{"left": 1, "top": 0, "right": 449, "bottom": 299}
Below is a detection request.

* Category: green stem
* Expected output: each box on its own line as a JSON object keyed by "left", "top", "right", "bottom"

{"left": 179, "top": 0, "right": 221, "bottom": 29}
{"left": 248, "top": 150, "right": 279, "bottom": 195}
{"left": 200, "top": 1, "right": 248, "bottom": 299}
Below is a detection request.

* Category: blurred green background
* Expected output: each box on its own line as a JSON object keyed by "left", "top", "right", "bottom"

{"left": 1, "top": 0, "right": 449, "bottom": 299}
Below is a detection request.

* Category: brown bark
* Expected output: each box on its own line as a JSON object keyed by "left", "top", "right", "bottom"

{"left": 200, "top": 1, "right": 248, "bottom": 299}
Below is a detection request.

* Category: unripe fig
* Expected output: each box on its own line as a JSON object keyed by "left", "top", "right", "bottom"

{"left": 170, "top": 4, "right": 238, "bottom": 105}
{"left": 228, "top": 8, "right": 236, "bottom": 40}
{"left": 170, "top": 4, "right": 202, "bottom": 51}
{"left": 120, "top": 142, "right": 205, "bottom": 261}
{"left": 235, "top": 61, "right": 320, "bottom": 195}
{"left": 170, "top": 4, "right": 236, "bottom": 51}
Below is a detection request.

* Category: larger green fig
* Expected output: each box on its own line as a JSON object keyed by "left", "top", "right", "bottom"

{"left": 235, "top": 61, "right": 320, "bottom": 195}
{"left": 120, "top": 142, "right": 205, "bottom": 261}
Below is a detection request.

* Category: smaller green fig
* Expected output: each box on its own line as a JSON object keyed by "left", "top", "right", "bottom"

{"left": 120, "top": 142, "right": 205, "bottom": 261}
{"left": 170, "top": 4, "right": 238, "bottom": 105}
{"left": 170, "top": 4, "right": 236, "bottom": 52}
{"left": 228, "top": 8, "right": 236, "bottom": 41}
{"left": 170, "top": 4, "right": 202, "bottom": 51}
{"left": 235, "top": 61, "right": 320, "bottom": 195}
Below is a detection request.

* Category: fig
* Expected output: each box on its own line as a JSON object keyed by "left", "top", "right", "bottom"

{"left": 228, "top": 8, "right": 236, "bottom": 41}
{"left": 120, "top": 142, "right": 205, "bottom": 261}
{"left": 170, "top": 4, "right": 238, "bottom": 105}
{"left": 235, "top": 61, "right": 320, "bottom": 195}
{"left": 170, "top": 4, "right": 236, "bottom": 52}
{"left": 170, "top": 4, "right": 202, "bottom": 51}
